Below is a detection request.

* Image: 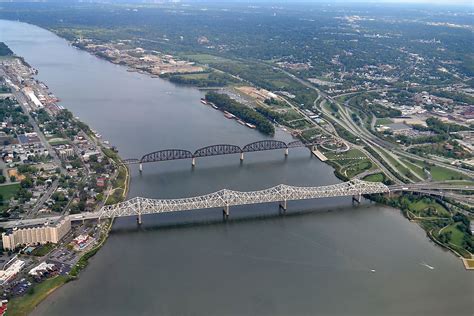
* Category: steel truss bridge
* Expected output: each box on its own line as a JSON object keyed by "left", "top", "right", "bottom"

{"left": 97, "top": 180, "right": 390, "bottom": 223}
{"left": 123, "top": 140, "right": 311, "bottom": 168}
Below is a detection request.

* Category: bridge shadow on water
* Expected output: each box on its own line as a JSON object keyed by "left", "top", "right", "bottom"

{"left": 109, "top": 199, "right": 377, "bottom": 236}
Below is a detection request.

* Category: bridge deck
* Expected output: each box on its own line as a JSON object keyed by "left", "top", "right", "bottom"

{"left": 97, "top": 180, "right": 389, "bottom": 219}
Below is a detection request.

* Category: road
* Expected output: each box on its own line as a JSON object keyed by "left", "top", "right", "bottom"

{"left": 0, "top": 67, "right": 67, "bottom": 218}
{"left": 1, "top": 180, "right": 471, "bottom": 229}
{"left": 278, "top": 67, "right": 474, "bottom": 183}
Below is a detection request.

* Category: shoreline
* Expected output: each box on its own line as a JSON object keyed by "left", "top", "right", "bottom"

{"left": 2, "top": 50, "right": 130, "bottom": 315}
{"left": 45, "top": 31, "right": 474, "bottom": 266}
{"left": 2, "top": 19, "right": 472, "bottom": 313}
{"left": 31, "top": 28, "right": 474, "bottom": 260}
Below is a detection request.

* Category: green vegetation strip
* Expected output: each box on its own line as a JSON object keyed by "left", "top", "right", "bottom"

{"left": 6, "top": 276, "right": 72, "bottom": 316}
{"left": 363, "top": 173, "right": 385, "bottom": 182}
{"left": 31, "top": 243, "right": 56, "bottom": 257}
{"left": 206, "top": 92, "right": 274, "bottom": 135}
{"left": 412, "top": 160, "right": 470, "bottom": 181}
{"left": 0, "top": 183, "right": 21, "bottom": 211}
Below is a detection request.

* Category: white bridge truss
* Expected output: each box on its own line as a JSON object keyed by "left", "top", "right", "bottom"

{"left": 98, "top": 180, "right": 390, "bottom": 220}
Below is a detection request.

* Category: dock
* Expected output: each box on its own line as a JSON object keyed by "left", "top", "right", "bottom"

{"left": 311, "top": 149, "right": 328, "bottom": 162}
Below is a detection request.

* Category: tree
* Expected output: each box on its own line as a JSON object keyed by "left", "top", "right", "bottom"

{"left": 20, "top": 177, "right": 34, "bottom": 188}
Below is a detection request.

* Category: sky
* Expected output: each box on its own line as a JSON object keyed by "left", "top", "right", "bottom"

{"left": 229, "top": 0, "right": 474, "bottom": 5}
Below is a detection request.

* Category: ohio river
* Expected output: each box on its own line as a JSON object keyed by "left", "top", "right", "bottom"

{"left": 1, "top": 20, "right": 473, "bottom": 316}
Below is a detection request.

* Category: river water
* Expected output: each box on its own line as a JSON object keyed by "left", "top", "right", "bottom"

{"left": 0, "top": 20, "right": 472, "bottom": 316}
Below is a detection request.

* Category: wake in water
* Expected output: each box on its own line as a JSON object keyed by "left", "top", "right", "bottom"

{"left": 420, "top": 262, "right": 435, "bottom": 270}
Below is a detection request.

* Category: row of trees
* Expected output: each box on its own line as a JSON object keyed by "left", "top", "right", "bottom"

{"left": 205, "top": 92, "right": 274, "bottom": 135}
{"left": 164, "top": 71, "right": 239, "bottom": 88}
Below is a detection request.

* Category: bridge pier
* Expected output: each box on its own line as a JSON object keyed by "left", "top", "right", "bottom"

{"left": 279, "top": 200, "right": 287, "bottom": 214}
{"left": 284, "top": 148, "right": 289, "bottom": 156}
{"left": 240, "top": 152, "right": 244, "bottom": 162}
{"left": 192, "top": 157, "right": 196, "bottom": 167}
{"left": 223, "top": 205, "right": 230, "bottom": 220}
{"left": 139, "top": 163, "right": 143, "bottom": 173}
{"left": 352, "top": 193, "right": 362, "bottom": 204}
{"left": 137, "top": 213, "right": 142, "bottom": 225}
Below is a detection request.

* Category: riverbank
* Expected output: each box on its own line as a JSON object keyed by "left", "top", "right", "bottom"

{"left": 47, "top": 31, "right": 474, "bottom": 266}
{"left": 1, "top": 49, "right": 130, "bottom": 315}
{"left": 6, "top": 218, "right": 115, "bottom": 316}
{"left": 6, "top": 275, "right": 72, "bottom": 316}
{"left": 1, "top": 19, "right": 472, "bottom": 316}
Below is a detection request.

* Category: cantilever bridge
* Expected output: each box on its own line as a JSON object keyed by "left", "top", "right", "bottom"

{"left": 97, "top": 180, "right": 390, "bottom": 223}
{"left": 123, "top": 140, "right": 312, "bottom": 170}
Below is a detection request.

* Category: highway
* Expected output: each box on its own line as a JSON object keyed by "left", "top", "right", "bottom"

{"left": 278, "top": 67, "right": 474, "bottom": 183}
{"left": 279, "top": 68, "right": 407, "bottom": 184}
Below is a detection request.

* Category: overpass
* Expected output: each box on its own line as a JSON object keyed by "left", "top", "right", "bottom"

{"left": 123, "top": 140, "right": 314, "bottom": 171}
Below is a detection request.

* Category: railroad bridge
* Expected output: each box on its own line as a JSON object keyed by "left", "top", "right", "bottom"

{"left": 125, "top": 140, "right": 311, "bottom": 171}
{"left": 98, "top": 180, "right": 390, "bottom": 224}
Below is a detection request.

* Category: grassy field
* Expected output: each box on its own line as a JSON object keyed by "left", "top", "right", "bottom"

{"left": 326, "top": 149, "right": 374, "bottom": 178}
{"left": 31, "top": 243, "right": 56, "bottom": 257}
{"left": 363, "top": 173, "right": 385, "bottom": 182}
{"left": 182, "top": 53, "right": 233, "bottom": 65}
{"left": 340, "top": 161, "right": 373, "bottom": 178}
{"left": 6, "top": 276, "right": 71, "bottom": 316}
{"left": 48, "top": 139, "right": 70, "bottom": 146}
{"left": 401, "top": 159, "right": 428, "bottom": 180}
{"left": 429, "top": 166, "right": 469, "bottom": 181}
{"left": 0, "top": 183, "right": 20, "bottom": 211}
{"left": 375, "top": 118, "right": 393, "bottom": 125}
{"left": 378, "top": 149, "right": 421, "bottom": 182}
{"left": 442, "top": 223, "right": 466, "bottom": 248}
{"left": 176, "top": 72, "right": 210, "bottom": 80}
{"left": 410, "top": 160, "right": 470, "bottom": 181}
{"left": 408, "top": 199, "right": 450, "bottom": 217}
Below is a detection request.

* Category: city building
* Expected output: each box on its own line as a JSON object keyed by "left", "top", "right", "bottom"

{"left": 29, "top": 262, "right": 56, "bottom": 277}
{"left": 0, "top": 258, "right": 25, "bottom": 286}
{"left": 58, "top": 148, "right": 74, "bottom": 159}
{"left": 1, "top": 217, "right": 71, "bottom": 250}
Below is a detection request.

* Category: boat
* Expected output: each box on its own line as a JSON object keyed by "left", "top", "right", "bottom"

{"left": 223, "top": 111, "right": 236, "bottom": 119}
{"left": 200, "top": 98, "right": 208, "bottom": 105}
{"left": 245, "top": 123, "right": 256, "bottom": 129}
{"left": 211, "top": 104, "right": 218, "bottom": 109}
{"left": 237, "top": 119, "right": 246, "bottom": 125}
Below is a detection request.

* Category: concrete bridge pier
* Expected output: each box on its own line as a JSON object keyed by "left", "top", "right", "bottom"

{"left": 279, "top": 200, "right": 287, "bottom": 214}
{"left": 137, "top": 213, "right": 142, "bottom": 225}
{"left": 240, "top": 152, "right": 244, "bottom": 162}
{"left": 192, "top": 157, "right": 196, "bottom": 167}
{"left": 223, "top": 205, "right": 230, "bottom": 220}
{"left": 284, "top": 148, "right": 289, "bottom": 156}
{"left": 139, "top": 163, "right": 143, "bottom": 173}
{"left": 352, "top": 193, "right": 362, "bottom": 204}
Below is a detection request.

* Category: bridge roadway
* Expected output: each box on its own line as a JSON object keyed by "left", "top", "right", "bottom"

{"left": 97, "top": 179, "right": 390, "bottom": 223}
{"left": 1, "top": 181, "right": 471, "bottom": 229}
{"left": 123, "top": 140, "right": 313, "bottom": 170}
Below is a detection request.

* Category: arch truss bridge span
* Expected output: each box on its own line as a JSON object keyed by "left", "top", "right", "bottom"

{"left": 98, "top": 180, "right": 389, "bottom": 220}
{"left": 132, "top": 140, "right": 309, "bottom": 165}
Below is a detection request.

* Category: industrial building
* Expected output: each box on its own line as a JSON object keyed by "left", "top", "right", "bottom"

{"left": 0, "top": 258, "right": 25, "bottom": 286}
